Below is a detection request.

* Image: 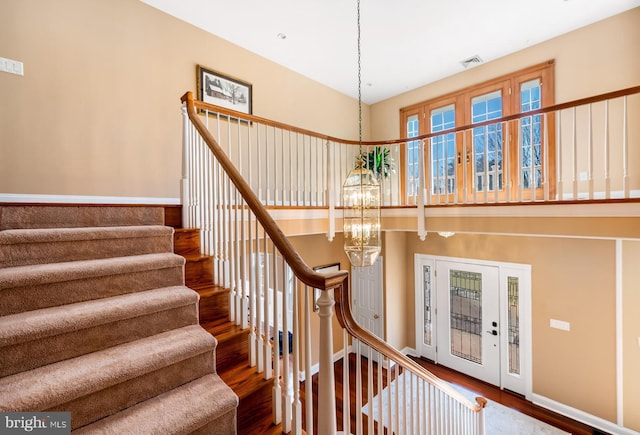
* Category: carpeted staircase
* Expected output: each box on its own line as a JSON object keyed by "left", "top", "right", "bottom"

{"left": 0, "top": 205, "right": 238, "bottom": 434}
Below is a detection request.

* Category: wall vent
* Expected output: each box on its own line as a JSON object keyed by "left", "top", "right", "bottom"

{"left": 460, "top": 55, "right": 483, "bottom": 69}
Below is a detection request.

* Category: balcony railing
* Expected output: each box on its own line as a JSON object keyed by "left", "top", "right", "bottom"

{"left": 186, "top": 86, "right": 639, "bottom": 212}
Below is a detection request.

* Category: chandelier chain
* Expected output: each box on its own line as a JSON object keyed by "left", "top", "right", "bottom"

{"left": 357, "top": 0, "right": 362, "bottom": 149}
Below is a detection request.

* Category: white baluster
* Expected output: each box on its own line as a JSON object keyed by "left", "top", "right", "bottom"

{"left": 588, "top": 103, "right": 594, "bottom": 199}
{"left": 304, "top": 287, "right": 314, "bottom": 435}
{"left": 281, "top": 259, "right": 292, "bottom": 433}
{"left": 417, "top": 139, "right": 426, "bottom": 240}
{"left": 180, "top": 104, "right": 191, "bottom": 228}
{"left": 355, "top": 341, "right": 362, "bottom": 435}
{"left": 292, "top": 279, "right": 302, "bottom": 435}
{"left": 271, "top": 246, "right": 282, "bottom": 425}
{"left": 263, "top": 234, "right": 272, "bottom": 380}
{"left": 603, "top": 100, "right": 610, "bottom": 199}
{"left": 317, "top": 288, "right": 337, "bottom": 435}
{"left": 556, "top": 110, "right": 563, "bottom": 201}
{"left": 622, "top": 96, "right": 629, "bottom": 198}
{"left": 327, "top": 141, "right": 335, "bottom": 242}
{"left": 543, "top": 113, "right": 550, "bottom": 201}
{"left": 572, "top": 107, "right": 578, "bottom": 200}
{"left": 342, "top": 329, "right": 350, "bottom": 435}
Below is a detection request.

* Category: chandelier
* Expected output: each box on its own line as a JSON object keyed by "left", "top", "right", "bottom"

{"left": 342, "top": 0, "right": 381, "bottom": 267}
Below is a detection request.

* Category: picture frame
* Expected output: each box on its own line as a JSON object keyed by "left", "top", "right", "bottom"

{"left": 196, "top": 65, "right": 252, "bottom": 117}
{"left": 313, "top": 263, "right": 341, "bottom": 312}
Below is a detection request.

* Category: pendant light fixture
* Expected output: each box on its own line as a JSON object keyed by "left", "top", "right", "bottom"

{"left": 343, "top": 0, "right": 381, "bottom": 267}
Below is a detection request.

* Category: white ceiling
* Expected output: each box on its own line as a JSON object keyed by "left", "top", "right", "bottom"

{"left": 141, "top": 0, "right": 639, "bottom": 104}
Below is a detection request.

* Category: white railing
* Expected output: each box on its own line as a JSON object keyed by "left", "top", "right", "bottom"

{"left": 185, "top": 86, "right": 640, "bottom": 218}
{"left": 181, "top": 91, "right": 487, "bottom": 434}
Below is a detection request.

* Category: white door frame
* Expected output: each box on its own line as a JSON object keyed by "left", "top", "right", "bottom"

{"left": 414, "top": 254, "right": 532, "bottom": 399}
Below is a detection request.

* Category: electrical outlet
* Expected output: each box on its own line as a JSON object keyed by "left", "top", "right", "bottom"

{"left": 0, "top": 57, "right": 24, "bottom": 76}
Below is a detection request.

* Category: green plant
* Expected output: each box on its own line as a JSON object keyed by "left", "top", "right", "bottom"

{"left": 356, "top": 147, "right": 394, "bottom": 180}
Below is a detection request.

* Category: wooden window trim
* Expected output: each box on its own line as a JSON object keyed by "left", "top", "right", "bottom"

{"left": 400, "top": 60, "right": 555, "bottom": 203}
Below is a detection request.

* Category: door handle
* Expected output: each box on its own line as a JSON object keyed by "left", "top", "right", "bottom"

{"left": 486, "top": 330, "right": 498, "bottom": 336}
{"left": 373, "top": 314, "right": 379, "bottom": 319}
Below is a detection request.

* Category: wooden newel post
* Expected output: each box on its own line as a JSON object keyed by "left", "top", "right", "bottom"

{"left": 316, "top": 288, "right": 337, "bottom": 435}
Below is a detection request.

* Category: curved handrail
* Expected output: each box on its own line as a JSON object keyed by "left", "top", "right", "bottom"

{"left": 183, "top": 90, "right": 487, "bottom": 416}
{"left": 182, "top": 91, "right": 348, "bottom": 291}
{"left": 333, "top": 277, "right": 487, "bottom": 412}
{"left": 193, "top": 85, "right": 640, "bottom": 147}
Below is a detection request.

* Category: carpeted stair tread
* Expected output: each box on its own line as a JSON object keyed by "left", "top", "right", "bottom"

{"left": 0, "top": 325, "right": 216, "bottom": 412}
{"left": 0, "top": 225, "right": 172, "bottom": 244}
{"left": 0, "top": 205, "right": 165, "bottom": 230}
{"left": 73, "top": 374, "right": 238, "bottom": 434}
{"left": 0, "top": 253, "right": 184, "bottom": 289}
{"left": 0, "top": 225, "right": 174, "bottom": 267}
{"left": 0, "top": 286, "right": 198, "bottom": 346}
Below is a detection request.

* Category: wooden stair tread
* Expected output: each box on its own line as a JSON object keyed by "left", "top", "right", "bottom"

{"left": 194, "top": 285, "right": 228, "bottom": 297}
{"left": 181, "top": 253, "right": 212, "bottom": 262}
{"left": 201, "top": 319, "right": 247, "bottom": 342}
{"left": 218, "top": 363, "right": 271, "bottom": 400}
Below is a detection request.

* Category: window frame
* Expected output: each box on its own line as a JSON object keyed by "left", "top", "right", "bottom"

{"left": 400, "top": 60, "right": 555, "bottom": 203}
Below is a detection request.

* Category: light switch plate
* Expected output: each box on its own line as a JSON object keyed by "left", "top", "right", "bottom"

{"left": 0, "top": 57, "right": 24, "bottom": 76}
{"left": 550, "top": 318, "right": 570, "bottom": 331}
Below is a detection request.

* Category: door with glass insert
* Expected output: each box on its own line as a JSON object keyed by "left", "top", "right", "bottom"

{"left": 436, "top": 261, "right": 500, "bottom": 386}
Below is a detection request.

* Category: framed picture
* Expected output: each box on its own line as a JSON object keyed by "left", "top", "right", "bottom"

{"left": 196, "top": 65, "right": 252, "bottom": 116}
{"left": 313, "top": 263, "right": 340, "bottom": 312}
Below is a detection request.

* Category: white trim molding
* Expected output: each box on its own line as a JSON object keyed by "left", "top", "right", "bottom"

{"left": 616, "top": 239, "right": 624, "bottom": 427}
{"left": 532, "top": 393, "right": 639, "bottom": 435}
{"left": 0, "top": 193, "right": 180, "bottom": 205}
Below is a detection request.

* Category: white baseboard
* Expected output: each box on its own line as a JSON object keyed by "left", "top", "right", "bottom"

{"left": 0, "top": 193, "right": 180, "bottom": 205}
{"left": 299, "top": 345, "right": 352, "bottom": 382}
{"left": 532, "top": 393, "right": 639, "bottom": 435}
{"left": 401, "top": 347, "right": 419, "bottom": 358}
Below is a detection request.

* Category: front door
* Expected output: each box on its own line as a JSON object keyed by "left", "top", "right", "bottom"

{"left": 436, "top": 261, "right": 500, "bottom": 386}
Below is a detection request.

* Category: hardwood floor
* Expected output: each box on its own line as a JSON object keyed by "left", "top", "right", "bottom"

{"left": 409, "top": 356, "right": 601, "bottom": 435}
{"left": 246, "top": 353, "right": 606, "bottom": 435}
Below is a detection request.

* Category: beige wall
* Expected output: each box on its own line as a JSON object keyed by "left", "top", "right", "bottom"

{"left": 406, "top": 231, "right": 618, "bottom": 422}
{"left": 369, "top": 7, "right": 640, "bottom": 141}
{"left": 0, "top": 0, "right": 366, "bottom": 199}
{"left": 382, "top": 232, "right": 408, "bottom": 349}
{"left": 622, "top": 240, "right": 640, "bottom": 432}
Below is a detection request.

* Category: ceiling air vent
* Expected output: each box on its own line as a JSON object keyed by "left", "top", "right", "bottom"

{"left": 460, "top": 55, "right": 483, "bottom": 69}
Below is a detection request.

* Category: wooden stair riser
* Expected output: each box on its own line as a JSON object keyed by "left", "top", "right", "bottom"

{"left": 185, "top": 256, "right": 214, "bottom": 288}
{"left": 1, "top": 304, "right": 198, "bottom": 377}
{"left": 173, "top": 228, "right": 202, "bottom": 257}
{"left": 237, "top": 380, "right": 273, "bottom": 434}
{"left": 198, "top": 290, "right": 230, "bottom": 323}
{"left": 216, "top": 330, "right": 250, "bottom": 374}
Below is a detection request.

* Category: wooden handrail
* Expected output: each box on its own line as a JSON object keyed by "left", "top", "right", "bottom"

{"left": 182, "top": 91, "right": 348, "bottom": 292}
{"left": 333, "top": 277, "right": 487, "bottom": 412}
{"left": 193, "top": 85, "right": 640, "bottom": 147}
{"left": 184, "top": 89, "right": 487, "bottom": 417}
